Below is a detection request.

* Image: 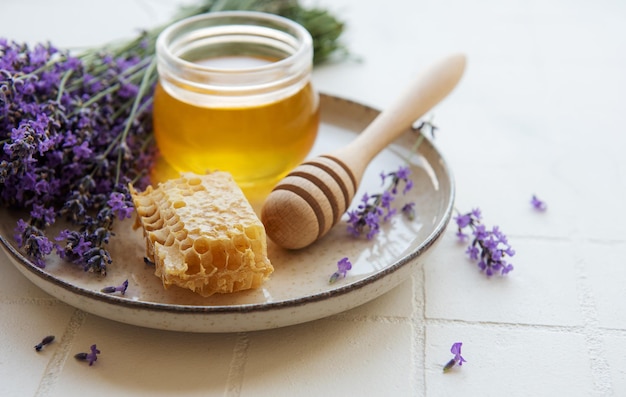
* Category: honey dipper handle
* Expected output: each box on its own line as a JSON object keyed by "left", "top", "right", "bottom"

{"left": 335, "top": 54, "right": 467, "bottom": 175}
{"left": 261, "top": 54, "right": 466, "bottom": 250}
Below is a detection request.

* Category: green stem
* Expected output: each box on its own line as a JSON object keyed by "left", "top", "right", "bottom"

{"left": 55, "top": 69, "right": 74, "bottom": 103}
{"left": 115, "top": 59, "right": 157, "bottom": 186}
{"left": 76, "top": 84, "right": 118, "bottom": 109}
{"left": 67, "top": 55, "right": 153, "bottom": 92}
{"left": 410, "top": 133, "right": 426, "bottom": 155}
{"left": 94, "top": 100, "right": 153, "bottom": 177}
{"left": 14, "top": 52, "right": 67, "bottom": 81}
{"left": 130, "top": 168, "right": 149, "bottom": 185}
{"left": 110, "top": 84, "right": 154, "bottom": 121}
{"left": 72, "top": 63, "right": 148, "bottom": 112}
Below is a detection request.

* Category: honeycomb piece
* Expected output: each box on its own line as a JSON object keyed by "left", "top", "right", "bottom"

{"left": 129, "top": 171, "right": 273, "bottom": 297}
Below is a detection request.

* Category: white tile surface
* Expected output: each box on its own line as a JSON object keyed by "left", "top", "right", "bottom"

{"left": 0, "top": 253, "right": 57, "bottom": 299}
{"left": 242, "top": 319, "right": 415, "bottom": 396}
{"left": 1, "top": 0, "right": 625, "bottom": 396}
{"left": 605, "top": 333, "right": 626, "bottom": 396}
{"left": 425, "top": 323, "right": 598, "bottom": 396}
{"left": 0, "top": 303, "right": 75, "bottom": 397}
{"left": 425, "top": 231, "right": 584, "bottom": 327}
{"left": 52, "top": 315, "right": 239, "bottom": 396}
{"left": 585, "top": 241, "right": 626, "bottom": 330}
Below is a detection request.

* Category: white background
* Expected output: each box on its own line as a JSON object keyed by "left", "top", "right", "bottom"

{"left": 1, "top": 0, "right": 625, "bottom": 395}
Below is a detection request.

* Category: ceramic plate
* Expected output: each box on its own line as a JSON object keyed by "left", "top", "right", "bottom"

{"left": 0, "top": 94, "right": 454, "bottom": 333}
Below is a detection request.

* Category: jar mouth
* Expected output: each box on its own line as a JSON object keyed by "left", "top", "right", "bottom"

{"left": 156, "top": 11, "right": 314, "bottom": 105}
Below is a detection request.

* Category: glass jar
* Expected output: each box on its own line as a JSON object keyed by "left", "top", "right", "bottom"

{"left": 153, "top": 11, "right": 319, "bottom": 195}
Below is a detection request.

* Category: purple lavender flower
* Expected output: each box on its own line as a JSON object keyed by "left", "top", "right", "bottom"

{"left": 454, "top": 208, "right": 515, "bottom": 276}
{"left": 401, "top": 202, "right": 416, "bottom": 220}
{"left": 101, "top": 279, "right": 129, "bottom": 295}
{"left": 443, "top": 342, "right": 467, "bottom": 372}
{"left": 531, "top": 195, "right": 547, "bottom": 211}
{"left": 329, "top": 257, "right": 353, "bottom": 284}
{"left": 395, "top": 166, "right": 411, "bottom": 182}
{"left": 30, "top": 204, "right": 56, "bottom": 226}
{"left": 74, "top": 344, "right": 100, "bottom": 366}
{"left": 54, "top": 229, "right": 93, "bottom": 263}
{"left": 347, "top": 166, "right": 416, "bottom": 239}
{"left": 107, "top": 192, "right": 134, "bottom": 220}
{"left": 454, "top": 213, "right": 472, "bottom": 229}
{"left": 14, "top": 219, "right": 53, "bottom": 268}
{"left": 71, "top": 141, "right": 93, "bottom": 160}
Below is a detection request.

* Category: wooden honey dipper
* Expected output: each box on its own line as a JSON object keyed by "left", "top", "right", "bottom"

{"left": 261, "top": 54, "right": 466, "bottom": 249}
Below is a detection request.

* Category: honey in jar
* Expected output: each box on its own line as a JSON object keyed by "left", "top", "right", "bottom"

{"left": 153, "top": 12, "right": 319, "bottom": 196}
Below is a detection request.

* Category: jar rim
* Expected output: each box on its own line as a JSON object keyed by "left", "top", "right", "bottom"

{"left": 156, "top": 10, "right": 313, "bottom": 74}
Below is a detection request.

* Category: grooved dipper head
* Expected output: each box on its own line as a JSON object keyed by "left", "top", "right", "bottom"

{"left": 261, "top": 155, "right": 357, "bottom": 249}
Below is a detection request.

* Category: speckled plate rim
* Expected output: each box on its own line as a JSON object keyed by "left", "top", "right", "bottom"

{"left": 0, "top": 93, "right": 455, "bottom": 328}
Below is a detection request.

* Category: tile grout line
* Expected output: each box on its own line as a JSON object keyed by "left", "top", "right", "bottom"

{"left": 331, "top": 310, "right": 597, "bottom": 335}
{"left": 599, "top": 327, "right": 626, "bottom": 337}
{"left": 1, "top": 297, "right": 66, "bottom": 306}
{"left": 323, "top": 302, "right": 626, "bottom": 339}
{"left": 425, "top": 317, "right": 585, "bottom": 333}
{"left": 573, "top": 237, "right": 614, "bottom": 396}
{"left": 224, "top": 332, "right": 250, "bottom": 397}
{"left": 330, "top": 312, "right": 411, "bottom": 324}
{"left": 412, "top": 265, "right": 426, "bottom": 397}
{"left": 34, "top": 309, "right": 87, "bottom": 397}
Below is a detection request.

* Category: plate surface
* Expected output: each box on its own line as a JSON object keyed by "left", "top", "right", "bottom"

{"left": 0, "top": 94, "right": 454, "bottom": 333}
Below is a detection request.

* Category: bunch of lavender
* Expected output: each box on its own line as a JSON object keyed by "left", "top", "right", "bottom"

{"left": 346, "top": 166, "right": 415, "bottom": 239}
{"left": 454, "top": 208, "right": 515, "bottom": 276}
{"left": 0, "top": 0, "right": 346, "bottom": 274}
{"left": 1, "top": 40, "right": 153, "bottom": 273}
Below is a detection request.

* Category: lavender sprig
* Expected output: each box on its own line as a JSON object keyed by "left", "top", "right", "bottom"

{"left": 454, "top": 208, "right": 515, "bottom": 276}
{"left": 346, "top": 166, "right": 414, "bottom": 239}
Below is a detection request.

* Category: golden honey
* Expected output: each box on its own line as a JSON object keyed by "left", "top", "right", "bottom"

{"left": 153, "top": 71, "right": 318, "bottom": 187}
{"left": 153, "top": 12, "right": 319, "bottom": 196}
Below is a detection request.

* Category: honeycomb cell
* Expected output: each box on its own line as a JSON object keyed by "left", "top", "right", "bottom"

{"left": 193, "top": 236, "right": 211, "bottom": 254}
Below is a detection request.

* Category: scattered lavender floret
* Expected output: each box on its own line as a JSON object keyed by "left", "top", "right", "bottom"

{"left": 346, "top": 166, "right": 415, "bottom": 239}
{"left": 531, "top": 194, "right": 547, "bottom": 211}
{"left": 34, "top": 335, "right": 55, "bottom": 352}
{"left": 443, "top": 342, "right": 466, "bottom": 372}
{"left": 454, "top": 208, "right": 515, "bottom": 276}
{"left": 329, "top": 257, "right": 352, "bottom": 284}
{"left": 401, "top": 202, "right": 416, "bottom": 221}
{"left": 74, "top": 344, "right": 100, "bottom": 366}
{"left": 101, "top": 279, "right": 129, "bottom": 295}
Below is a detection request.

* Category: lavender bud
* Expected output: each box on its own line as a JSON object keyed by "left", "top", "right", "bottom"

{"left": 34, "top": 335, "right": 55, "bottom": 351}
